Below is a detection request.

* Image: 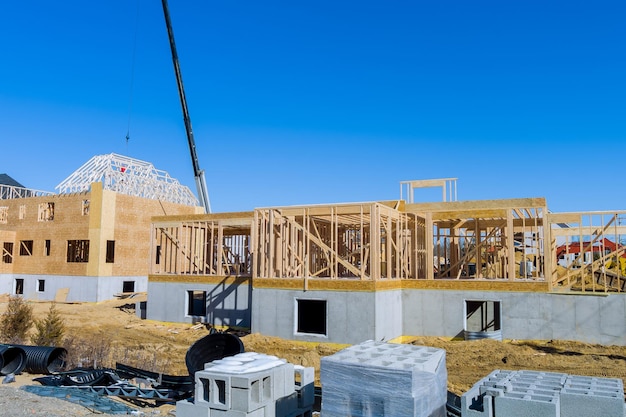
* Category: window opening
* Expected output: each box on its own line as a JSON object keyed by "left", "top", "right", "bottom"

{"left": 0, "top": 207, "right": 8, "bottom": 224}
{"left": 19, "top": 205, "right": 25, "bottom": 220}
{"left": 106, "top": 240, "right": 115, "bottom": 263}
{"left": 38, "top": 202, "right": 54, "bottom": 221}
{"left": 155, "top": 245, "right": 161, "bottom": 265}
{"left": 465, "top": 300, "right": 501, "bottom": 332}
{"left": 44, "top": 240, "right": 51, "bottom": 256}
{"left": 38, "top": 280, "right": 45, "bottom": 292}
{"left": 187, "top": 290, "right": 207, "bottom": 317}
{"left": 82, "top": 199, "right": 90, "bottom": 215}
{"left": 296, "top": 299, "right": 327, "bottom": 335}
{"left": 20, "top": 240, "right": 33, "bottom": 256}
{"left": 122, "top": 281, "right": 135, "bottom": 293}
{"left": 2, "top": 242, "right": 13, "bottom": 263}
{"left": 15, "top": 279, "right": 24, "bottom": 295}
{"left": 67, "top": 240, "right": 89, "bottom": 263}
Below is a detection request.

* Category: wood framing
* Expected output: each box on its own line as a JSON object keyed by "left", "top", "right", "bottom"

{"left": 252, "top": 203, "right": 426, "bottom": 281}
{"left": 549, "top": 211, "right": 626, "bottom": 293}
{"left": 407, "top": 198, "right": 548, "bottom": 282}
{"left": 151, "top": 213, "right": 254, "bottom": 276}
{"left": 149, "top": 195, "right": 624, "bottom": 294}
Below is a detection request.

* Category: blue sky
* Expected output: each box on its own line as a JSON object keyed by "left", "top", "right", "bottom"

{"left": 1, "top": 1, "right": 624, "bottom": 213}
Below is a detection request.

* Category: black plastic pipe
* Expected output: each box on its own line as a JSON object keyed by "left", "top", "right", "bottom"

{"left": 0, "top": 345, "right": 26, "bottom": 375}
{"left": 185, "top": 332, "right": 244, "bottom": 378}
{"left": 11, "top": 345, "right": 67, "bottom": 375}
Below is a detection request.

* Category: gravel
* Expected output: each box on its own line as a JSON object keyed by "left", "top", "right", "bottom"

{"left": 0, "top": 384, "right": 176, "bottom": 417}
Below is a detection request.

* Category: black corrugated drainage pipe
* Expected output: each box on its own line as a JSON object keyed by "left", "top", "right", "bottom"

{"left": 185, "top": 332, "right": 244, "bottom": 378}
{"left": 11, "top": 345, "right": 67, "bottom": 375}
{"left": 0, "top": 345, "right": 26, "bottom": 375}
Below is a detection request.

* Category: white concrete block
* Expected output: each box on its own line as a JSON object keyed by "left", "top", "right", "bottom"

{"left": 321, "top": 341, "right": 447, "bottom": 416}
{"left": 294, "top": 365, "right": 314, "bottom": 387}
{"left": 209, "top": 407, "right": 265, "bottom": 417}
{"left": 176, "top": 399, "right": 210, "bottom": 417}
{"left": 493, "top": 391, "right": 560, "bottom": 417}
{"left": 560, "top": 376, "right": 624, "bottom": 417}
{"left": 195, "top": 373, "right": 231, "bottom": 411}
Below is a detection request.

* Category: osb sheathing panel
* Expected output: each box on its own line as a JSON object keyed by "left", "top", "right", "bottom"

{"left": 149, "top": 275, "right": 251, "bottom": 286}
{"left": 152, "top": 211, "right": 254, "bottom": 223}
{"left": 0, "top": 184, "right": 199, "bottom": 277}
{"left": 250, "top": 277, "right": 549, "bottom": 293}
{"left": 250, "top": 278, "right": 400, "bottom": 291}
{"left": 111, "top": 193, "right": 200, "bottom": 276}
{"left": 0, "top": 191, "right": 91, "bottom": 275}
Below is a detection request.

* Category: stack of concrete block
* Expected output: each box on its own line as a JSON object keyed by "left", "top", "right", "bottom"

{"left": 461, "top": 369, "right": 625, "bottom": 417}
{"left": 320, "top": 340, "right": 447, "bottom": 417}
{"left": 560, "top": 375, "right": 625, "bottom": 417}
{"left": 176, "top": 352, "right": 315, "bottom": 417}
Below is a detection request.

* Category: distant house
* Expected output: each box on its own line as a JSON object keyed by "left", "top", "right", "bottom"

{"left": 0, "top": 174, "right": 25, "bottom": 189}
{"left": 0, "top": 154, "right": 202, "bottom": 302}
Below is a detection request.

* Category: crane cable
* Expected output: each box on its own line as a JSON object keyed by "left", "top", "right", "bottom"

{"left": 126, "top": 0, "right": 141, "bottom": 152}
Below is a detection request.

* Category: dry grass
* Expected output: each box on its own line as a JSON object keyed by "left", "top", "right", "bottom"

{"left": 0, "top": 295, "right": 625, "bottom": 398}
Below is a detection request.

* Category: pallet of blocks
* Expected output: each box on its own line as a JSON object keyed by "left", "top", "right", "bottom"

{"left": 461, "top": 369, "right": 625, "bottom": 417}
{"left": 176, "top": 352, "right": 315, "bottom": 417}
{"left": 320, "top": 340, "right": 448, "bottom": 417}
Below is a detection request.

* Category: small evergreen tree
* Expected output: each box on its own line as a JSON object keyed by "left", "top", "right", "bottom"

{"left": 0, "top": 295, "right": 34, "bottom": 344}
{"left": 31, "top": 302, "right": 66, "bottom": 346}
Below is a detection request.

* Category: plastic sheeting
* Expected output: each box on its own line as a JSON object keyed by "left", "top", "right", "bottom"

{"left": 321, "top": 340, "right": 448, "bottom": 417}
{"left": 21, "top": 385, "right": 137, "bottom": 415}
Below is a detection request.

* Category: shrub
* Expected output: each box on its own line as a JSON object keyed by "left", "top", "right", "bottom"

{"left": 0, "top": 296, "right": 34, "bottom": 344}
{"left": 62, "top": 333, "right": 112, "bottom": 370}
{"left": 31, "top": 302, "right": 66, "bottom": 346}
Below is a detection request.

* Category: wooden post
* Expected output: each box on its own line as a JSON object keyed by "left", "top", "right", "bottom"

{"left": 425, "top": 212, "right": 434, "bottom": 280}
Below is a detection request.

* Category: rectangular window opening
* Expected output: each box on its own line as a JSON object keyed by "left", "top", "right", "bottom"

{"left": 37, "top": 279, "right": 45, "bottom": 292}
{"left": 15, "top": 279, "right": 24, "bottom": 295}
{"left": 0, "top": 207, "right": 8, "bottom": 224}
{"left": 106, "top": 240, "right": 115, "bottom": 263}
{"left": 122, "top": 281, "right": 135, "bottom": 293}
{"left": 82, "top": 199, "right": 90, "bottom": 216}
{"left": 296, "top": 299, "right": 327, "bottom": 336}
{"left": 38, "top": 202, "right": 54, "bottom": 221}
{"left": 19, "top": 205, "right": 25, "bottom": 220}
{"left": 155, "top": 245, "right": 161, "bottom": 265}
{"left": 19, "top": 240, "right": 33, "bottom": 256}
{"left": 187, "top": 290, "right": 207, "bottom": 317}
{"left": 44, "top": 240, "right": 51, "bottom": 256}
{"left": 67, "top": 240, "right": 89, "bottom": 263}
{"left": 465, "top": 300, "right": 501, "bottom": 332}
{"left": 2, "top": 242, "right": 13, "bottom": 263}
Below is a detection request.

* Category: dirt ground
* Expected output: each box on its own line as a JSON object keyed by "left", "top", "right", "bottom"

{"left": 1, "top": 295, "right": 625, "bottom": 399}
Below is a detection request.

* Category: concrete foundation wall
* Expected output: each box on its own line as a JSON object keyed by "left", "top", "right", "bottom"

{"left": 252, "top": 288, "right": 403, "bottom": 345}
{"left": 147, "top": 280, "right": 251, "bottom": 328}
{"left": 0, "top": 274, "right": 146, "bottom": 302}
{"left": 146, "top": 280, "right": 626, "bottom": 346}
{"left": 374, "top": 289, "right": 403, "bottom": 342}
{"left": 403, "top": 290, "right": 626, "bottom": 345}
